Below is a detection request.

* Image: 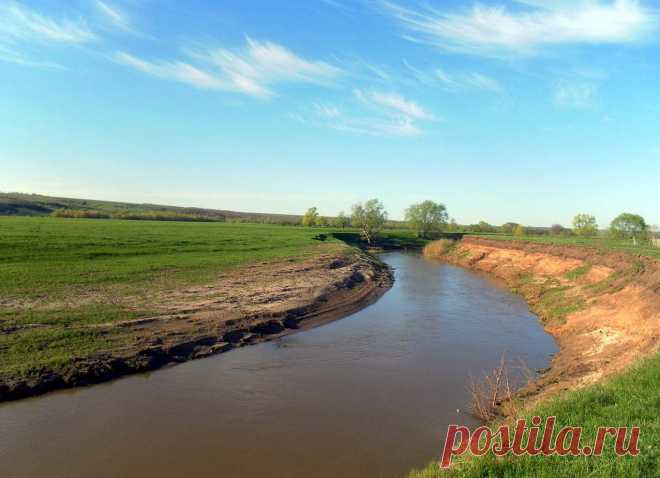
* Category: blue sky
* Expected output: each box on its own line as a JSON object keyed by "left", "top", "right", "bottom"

{"left": 1, "top": 0, "right": 659, "bottom": 226}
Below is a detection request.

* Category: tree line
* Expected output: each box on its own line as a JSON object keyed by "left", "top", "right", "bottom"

{"left": 302, "top": 201, "right": 656, "bottom": 247}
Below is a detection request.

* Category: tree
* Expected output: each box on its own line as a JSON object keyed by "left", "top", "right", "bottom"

{"left": 351, "top": 199, "right": 387, "bottom": 245}
{"left": 572, "top": 214, "right": 598, "bottom": 237}
{"left": 404, "top": 200, "right": 448, "bottom": 238}
{"left": 477, "top": 221, "right": 495, "bottom": 233}
{"left": 302, "top": 207, "right": 319, "bottom": 227}
{"left": 314, "top": 216, "right": 328, "bottom": 227}
{"left": 513, "top": 224, "right": 526, "bottom": 237}
{"left": 610, "top": 213, "right": 648, "bottom": 241}
{"left": 501, "top": 222, "right": 518, "bottom": 234}
{"left": 331, "top": 211, "right": 350, "bottom": 228}
{"left": 446, "top": 218, "right": 459, "bottom": 232}
{"left": 551, "top": 224, "right": 567, "bottom": 236}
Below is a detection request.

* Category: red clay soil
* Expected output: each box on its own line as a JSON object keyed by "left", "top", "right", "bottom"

{"left": 425, "top": 236, "right": 660, "bottom": 406}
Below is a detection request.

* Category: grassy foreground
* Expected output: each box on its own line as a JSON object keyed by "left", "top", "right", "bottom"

{"left": 409, "top": 353, "right": 660, "bottom": 478}
{"left": 0, "top": 217, "right": 342, "bottom": 378}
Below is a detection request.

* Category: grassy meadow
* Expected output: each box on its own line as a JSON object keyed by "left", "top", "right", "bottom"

{"left": 0, "top": 216, "right": 346, "bottom": 377}
{"left": 474, "top": 233, "right": 660, "bottom": 260}
{"left": 409, "top": 353, "right": 660, "bottom": 478}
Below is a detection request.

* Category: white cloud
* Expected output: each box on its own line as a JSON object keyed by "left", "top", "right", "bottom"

{"left": 314, "top": 104, "right": 341, "bottom": 118}
{"left": 301, "top": 90, "right": 435, "bottom": 137}
{"left": 554, "top": 79, "right": 596, "bottom": 108}
{"left": 0, "top": 2, "right": 96, "bottom": 44}
{"left": 382, "top": 0, "right": 657, "bottom": 57}
{"left": 322, "top": 111, "right": 422, "bottom": 137}
{"left": 0, "top": 2, "right": 96, "bottom": 68}
{"left": 113, "top": 52, "right": 228, "bottom": 90}
{"left": 355, "top": 89, "right": 435, "bottom": 120}
{"left": 462, "top": 73, "right": 503, "bottom": 92}
{"left": 404, "top": 61, "right": 503, "bottom": 93}
{"left": 96, "top": 1, "right": 132, "bottom": 32}
{"left": 116, "top": 38, "right": 342, "bottom": 98}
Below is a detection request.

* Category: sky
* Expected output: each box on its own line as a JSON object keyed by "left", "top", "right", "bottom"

{"left": 1, "top": 0, "right": 659, "bottom": 227}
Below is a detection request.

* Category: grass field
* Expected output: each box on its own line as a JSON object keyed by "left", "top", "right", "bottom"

{"left": 408, "top": 352, "right": 660, "bottom": 478}
{"left": 474, "top": 233, "right": 660, "bottom": 260}
{"left": 0, "top": 217, "right": 345, "bottom": 377}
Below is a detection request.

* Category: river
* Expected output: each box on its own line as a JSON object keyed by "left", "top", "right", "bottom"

{"left": 0, "top": 251, "right": 557, "bottom": 478}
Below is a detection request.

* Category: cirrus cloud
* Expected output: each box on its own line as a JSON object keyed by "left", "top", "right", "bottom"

{"left": 115, "top": 37, "right": 342, "bottom": 98}
{"left": 381, "top": 0, "right": 658, "bottom": 57}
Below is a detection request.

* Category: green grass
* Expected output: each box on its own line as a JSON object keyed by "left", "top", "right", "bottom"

{"left": 0, "top": 216, "right": 349, "bottom": 378}
{"left": 409, "top": 353, "right": 660, "bottom": 478}
{"left": 472, "top": 234, "right": 660, "bottom": 260}
{"left": 0, "top": 216, "right": 340, "bottom": 300}
{"left": 564, "top": 262, "right": 593, "bottom": 281}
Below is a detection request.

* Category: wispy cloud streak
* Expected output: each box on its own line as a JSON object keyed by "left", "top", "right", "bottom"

{"left": 300, "top": 90, "right": 436, "bottom": 137}
{"left": 382, "top": 0, "right": 658, "bottom": 57}
{"left": 116, "top": 38, "right": 342, "bottom": 98}
{"left": 95, "top": 1, "right": 132, "bottom": 32}
{"left": 0, "top": 2, "right": 96, "bottom": 44}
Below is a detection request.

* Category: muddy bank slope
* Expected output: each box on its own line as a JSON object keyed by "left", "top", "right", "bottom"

{"left": 0, "top": 248, "right": 392, "bottom": 402}
{"left": 425, "top": 237, "right": 660, "bottom": 405}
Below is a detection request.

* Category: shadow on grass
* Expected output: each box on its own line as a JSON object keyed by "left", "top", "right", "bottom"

{"left": 332, "top": 231, "right": 464, "bottom": 250}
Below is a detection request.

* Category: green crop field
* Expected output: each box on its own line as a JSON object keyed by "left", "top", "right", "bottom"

{"left": 0, "top": 216, "right": 341, "bottom": 299}
{"left": 473, "top": 233, "right": 660, "bottom": 260}
{"left": 0, "top": 216, "right": 346, "bottom": 377}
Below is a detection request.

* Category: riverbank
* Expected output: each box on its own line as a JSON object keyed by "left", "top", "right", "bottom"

{"left": 0, "top": 218, "right": 393, "bottom": 402}
{"left": 428, "top": 237, "right": 659, "bottom": 404}
{"left": 414, "top": 236, "right": 660, "bottom": 476}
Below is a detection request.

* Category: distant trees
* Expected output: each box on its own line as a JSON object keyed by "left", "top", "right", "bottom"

{"left": 501, "top": 222, "right": 518, "bottom": 234}
{"left": 446, "top": 218, "right": 459, "bottom": 232}
{"left": 351, "top": 199, "right": 387, "bottom": 245}
{"left": 476, "top": 221, "right": 496, "bottom": 233}
{"left": 51, "top": 209, "right": 110, "bottom": 219}
{"left": 550, "top": 224, "right": 567, "bottom": 236}
{"left": 331, "top": 211, "right": 351, "bottom": 228}
{"left": 610, "top": 213, "right": 648, "bottom": 241}
{"left": 513, "top": 224, "right": 526, "bottom": 237}
{"left": 572, "top": 214, "right": 598, "bottom": 237}
{"left": 404, "top": 200, "right": 448, "bottom": 238}
{"left": 302, "top": 207, "right": 320, "bottom": 227}
{"left": 314, "top": 216, "right": 328, "bottom": 227}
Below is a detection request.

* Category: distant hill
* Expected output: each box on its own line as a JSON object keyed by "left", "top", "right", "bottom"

{"left": 0, "top": 192, "right": 303, "bottom": 225}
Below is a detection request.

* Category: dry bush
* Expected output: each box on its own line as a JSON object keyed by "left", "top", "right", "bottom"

{"left": 422, "top": 239, "right": 456, "bottom": 258}
{"left": 467, "top": 355, "right": 533, "bottom": 420}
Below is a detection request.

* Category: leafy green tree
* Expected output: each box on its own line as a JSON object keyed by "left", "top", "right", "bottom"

{"left": 314, "top": 215, "right": 328, "bottom": 227}
{"left": 501, "top": 222, "right": 518, "bottom": 234}
{"left": 302, "top": 207, "right": 319, "bottom": 227}
{"left": 610, "top": 213, "right": 648, "bottom": 241}
{"left": 331, "top": 211, "right": 350, "bottom": 228}
{"left": 513, "top": 224, "right": 526, "bottom": 237}
{"left": 351, "top": 199, "right": 387, "bottom": 245}
{"left": 477, "top": 221, "right": 496, "bottom": 233}
{"left": 572, "top": 214, "right": 598, "bottom": 237}
{"left": 404, "top": 200, "right": 448, "bottom": 238}
{"left": 446, "top": 218, "right": 459, "bottom": 232}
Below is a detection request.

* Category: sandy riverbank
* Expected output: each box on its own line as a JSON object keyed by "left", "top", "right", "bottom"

{"left": 0, "top": 248, "right": 393, "bottom": 402}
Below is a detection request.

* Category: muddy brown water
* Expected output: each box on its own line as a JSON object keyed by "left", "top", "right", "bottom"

{"left": 0, "top": 252, "right": 557, "bottom": 478}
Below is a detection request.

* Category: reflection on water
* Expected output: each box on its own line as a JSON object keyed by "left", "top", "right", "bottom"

{"left": 0, "top": 252, "right": 557, "bottom": 478}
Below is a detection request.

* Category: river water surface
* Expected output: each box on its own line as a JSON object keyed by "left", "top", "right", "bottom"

{"left": 0, "top": 252, "right": 557, "bottom": 478}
